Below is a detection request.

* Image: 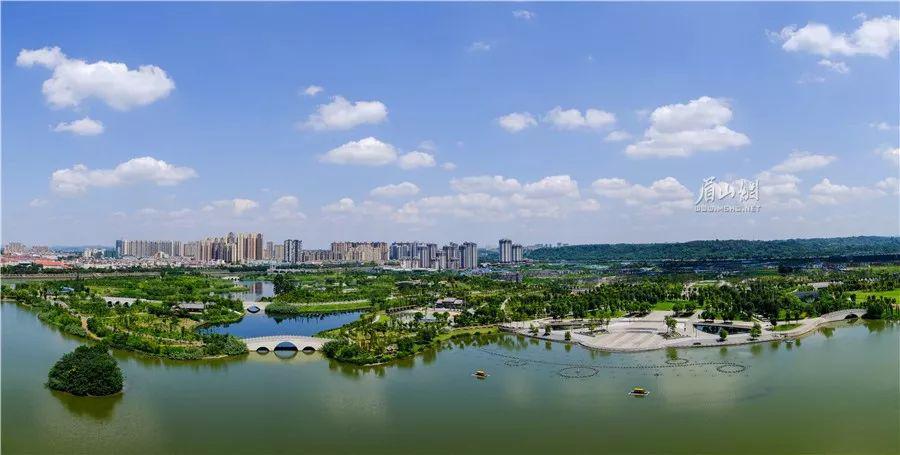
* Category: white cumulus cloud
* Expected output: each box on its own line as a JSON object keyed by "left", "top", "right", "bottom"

{"left": 625, "top": 96, "right": 750, "bottom": 158}
{"left": 809, "top": 178, "right": 884, "bottom": 204}
{"left": 209, "top": 198, "right": 259, "bottom": 216}
{"left": 543, "top": 107, "right": 616, "bottom": 130}
{"left": 522, "top": 175, "right": 580, "bottom": 199}
{"left": 512, "top": 10, "right": 536, "bottom": 21}
{"left": 818, "top": 59, "right": 850, "bottom": 73}
{"left": 17, "top": 46, "right": 175, "bottom": 110}
{"left": 52, "top": 117, "right": 104, "bottom": 136}
{"left": 592, "top": 176, "right": 694, "bottom": 213}
{"left": 497, "top": 112, "right": 537, "bottom": 133}
{"left": 397, "top": 151, "right": 436, "bottom": 170}
{"left": 302, "top": 95, "right": 388, "bottom": 130}
{"left": 451, "top": 175, "right": 521, "bottom": 194}
{"left": 270, "top": 195, "right": 306, "bottom": 220}
{"left": 876, "top": 177, "right": 899, "bottom": 195}
{"left": 877, "top": 146, "right": 900, "bottom": 165}
{"left": 50, "top": 156, "right": 197, "bottom": 196}
{"left": 771, "top": 151, "right": 837, "bottom": 173}
{"left": 370, "top": 182, "right": 420, "bottom": 198}
{"left": 320, "top": 137, "right": 398, "bottom": 166}
{"left": 772, "top": 16, "right": 900, "bottom": 58}
{"left": 302, "top": 85, "right": 324, "bottom": 96}
{"left": 870, "top": 121, "right": 899, "bottom": 131}
{"left": 604, "top": 130, "right": 632, "bottom": 142}
{"left": 323, "top": 197, "right": 357, "bottom": 213}
{"left": 468, "top": 41, "right": 492, "bottom": 52}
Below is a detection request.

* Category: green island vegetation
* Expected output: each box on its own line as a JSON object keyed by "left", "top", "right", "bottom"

{"left": 3, "top": 251, "right": 899, "bottom": 366}
{"left": 318, "top": 311, "right": 500, "bottom": 365}
{"left": 303, "top": 260, "right": 898, "bottom": 365}
{"left": 47, "top": 343, "right": 124, "bottom": 396}
{"left": 265, "top": 301, "right": 372, "bottom": 315}
{"left": 528, "top": 236, "right": 900, "bottom": 261}
{"left": 1, "top": 272, "right": 248, "bottom": 360}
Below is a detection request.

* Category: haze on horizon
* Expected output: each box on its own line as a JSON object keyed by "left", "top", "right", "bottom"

{"left": 2, "top": 3, "right": 898, "bottom": 248}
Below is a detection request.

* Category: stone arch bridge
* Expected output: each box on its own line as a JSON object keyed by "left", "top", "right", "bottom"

{"left": 243, "top": 335, "right": 328, "bottom": 353}
{"left": 820, "top": 308, "right": 867, "bottom": 322}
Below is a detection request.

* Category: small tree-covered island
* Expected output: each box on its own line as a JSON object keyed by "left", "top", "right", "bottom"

{"left": 47, "top": 344, "right": 124, "bottom": 397}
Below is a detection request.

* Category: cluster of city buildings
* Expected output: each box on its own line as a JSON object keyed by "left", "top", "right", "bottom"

{"left": 388, "top": 241, "right": 479, "bottom": 270}
{"left": 3, "top": 235, "right": 534, "bottom": 270}
{"left": 498, "top": 239, "right": 525, "bottom": 263}
{"left": 3, "top": 242, "right": 52, "bottom": 256}
{"left": 113, "top": 235, "right": 481, "bottom": 269}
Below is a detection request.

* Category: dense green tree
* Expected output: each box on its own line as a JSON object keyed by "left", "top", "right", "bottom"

{"left": 47, "top": 344, "right": 123, "bottom": 396}
{"left": 750, "top": 323, "right": 762, "bottom": 339}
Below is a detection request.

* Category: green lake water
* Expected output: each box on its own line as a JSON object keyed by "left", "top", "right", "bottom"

{"left": 2, "top": 302, "right": 898, "bottom": 454}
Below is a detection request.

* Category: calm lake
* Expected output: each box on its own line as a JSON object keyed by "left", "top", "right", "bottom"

{"left": 2, "top": 301, "right": 898, "bottom": 454}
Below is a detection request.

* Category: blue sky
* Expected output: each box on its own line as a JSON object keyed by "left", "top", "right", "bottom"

{"left": 2, "top": 3, "right": 898, "bottom": 247}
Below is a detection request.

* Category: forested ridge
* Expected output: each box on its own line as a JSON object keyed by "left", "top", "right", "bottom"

{"left": 527, "top": 236, "right": 900, "bottom": 261}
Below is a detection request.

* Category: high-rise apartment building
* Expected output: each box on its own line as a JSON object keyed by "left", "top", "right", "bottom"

{"left": 460, "top": 242, "right": 478, "bottom": 269}
{"left": 499, "top": 239, "right": 513, "bottom": 263}
{"left": 284, "top": 239, "right": 303, "bottom": 263}
{"left": 117, "top": 240, "right": 183, "bottom": 258}
{"left": 273, "top": 244, "right": 285, "bottom": 262}
{"left": 512, "top": 244, "right": 524, "bottom": 263}
{"left": 331, "top": 242, "right": 389, "bottom": 264}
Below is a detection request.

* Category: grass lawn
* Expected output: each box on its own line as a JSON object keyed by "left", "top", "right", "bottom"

{"left": 652, "top": 300, "right": 690, "bottom": 311}
{"left": 851, "top": 289, "right": 900, "bottom": 302}
{"left": 771, "top": 323, "right": 802, "bottom": 332}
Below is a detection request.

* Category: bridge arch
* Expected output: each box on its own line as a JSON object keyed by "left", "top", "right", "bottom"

{"left": 274, "top": 341, "right": 299, "bottom": 351}
{"left": 244, "top": 335, "right": 327, "bottom": 354}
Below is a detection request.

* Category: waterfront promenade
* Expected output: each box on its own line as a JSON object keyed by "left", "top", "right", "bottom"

{"left": 502, "top": 308, "right": 867, "bottom": 352}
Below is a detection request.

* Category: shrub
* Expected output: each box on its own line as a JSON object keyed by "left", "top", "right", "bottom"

{"left": 750, "top": 323, "right": 761, "bottom": 339}
{"left": 47, "top": 344, "right": 123, "bottom": 396}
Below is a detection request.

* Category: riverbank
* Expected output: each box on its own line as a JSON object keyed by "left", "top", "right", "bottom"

{"left": 264, "top": 299, "right": 372, "bottom": 315}
{"left": 503, "top": 309, "right": 870, "bottom": 353}
{"left": 1, "top": 294, "right": 248, "bottom": 361}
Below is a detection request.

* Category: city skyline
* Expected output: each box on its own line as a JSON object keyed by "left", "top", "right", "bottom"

{"left": 3, "top": 3, "right": 899, "bottom": 246}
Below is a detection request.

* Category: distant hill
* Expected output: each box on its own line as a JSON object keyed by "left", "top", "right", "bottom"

{"left": 526, "top": 236, "right": 900, "bottom": 261}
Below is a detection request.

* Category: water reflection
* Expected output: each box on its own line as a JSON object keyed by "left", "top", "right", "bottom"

{"left": 52, "top": 389, "right": 123, "bottom": 421}
{"left": 666, "top": 348, "right": 678, "bottom": 361}
{"left": 204, "top": 311, "right": 363, "bottom": 338}
{"left": 273, "top": 350, "right": 298, "bottom": 360}
{"left": 228, "top": 280, "right": 275, "bottom": 302}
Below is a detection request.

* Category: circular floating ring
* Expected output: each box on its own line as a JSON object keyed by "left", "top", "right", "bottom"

{"left": 558, "top": 366, "right": 599, "bottom": 378}
{"left": 665, "top": 358, "right": 689, "bottom": 365}
{"left": 715, "top": 364, "right": 746, "bottom": 374}
{"left": 504, "top": 359, "right": 529, "bottom": 367}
